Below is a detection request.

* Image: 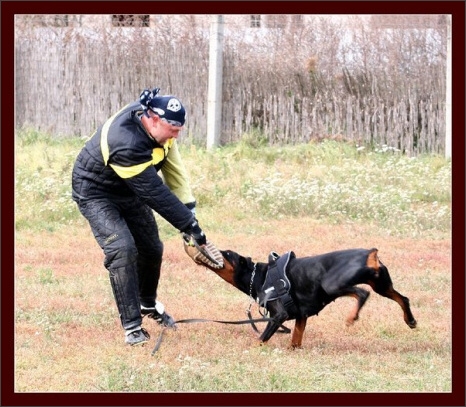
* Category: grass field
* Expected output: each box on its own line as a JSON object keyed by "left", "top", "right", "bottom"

{"left": 13, "top": 131, "right": 453, "bottom": 395}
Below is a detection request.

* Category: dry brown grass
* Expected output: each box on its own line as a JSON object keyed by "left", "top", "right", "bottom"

{"left": 14, "top": 216, "right": 452, "bottom": 394}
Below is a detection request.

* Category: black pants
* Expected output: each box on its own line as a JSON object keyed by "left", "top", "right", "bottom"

{"left": 77, "top": 198, "right": 163, "bottom": 331}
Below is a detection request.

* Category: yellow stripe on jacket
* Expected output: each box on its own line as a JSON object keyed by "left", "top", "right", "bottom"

{"left": 101, "top": 110, "right": 194, "bottom": 203}
{"left": 109, "top": 141, "right": 172, "bottom": 179}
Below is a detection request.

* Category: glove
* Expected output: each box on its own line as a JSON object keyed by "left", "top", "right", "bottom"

{"left": 182, "top": 219, "right": 206, "bottom": 246}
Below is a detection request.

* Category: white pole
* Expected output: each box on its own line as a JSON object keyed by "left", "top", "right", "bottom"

{"left": 206, "top": 15, "right": 224, "bottom": 150}
{"left": 445, "top": 14, "right": 452, "bottom": 159}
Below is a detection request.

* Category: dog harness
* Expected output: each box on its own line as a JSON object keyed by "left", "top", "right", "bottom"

{"left": 258, "top": 251, "right": 296, "bottom": 312}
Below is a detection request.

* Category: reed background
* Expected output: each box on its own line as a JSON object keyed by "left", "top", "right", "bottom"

{"left": 15, "top": 14, "right": 447, "bottom": 155}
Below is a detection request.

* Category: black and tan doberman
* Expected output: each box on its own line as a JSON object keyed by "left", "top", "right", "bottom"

{"left": 203, "top": 248, "right": 417, "bottom": 349}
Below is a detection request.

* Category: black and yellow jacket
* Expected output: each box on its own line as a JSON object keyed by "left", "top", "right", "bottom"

{"left": 72, "top": 101, "right": 195, "bottom": 231}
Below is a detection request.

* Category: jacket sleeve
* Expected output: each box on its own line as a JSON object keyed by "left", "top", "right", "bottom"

{"left": 123, "top": 165, "right": 194, "bottom": 232}
{"left": 161, "top": 140, "right": 196, "bottom": 205}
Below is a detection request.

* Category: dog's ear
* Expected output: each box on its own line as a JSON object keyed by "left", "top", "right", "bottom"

{"left": 238, "top": 255, "right": 248, "bottom": 267}
{"left": 240, "top": 255, "right": 257, "bottom": 270}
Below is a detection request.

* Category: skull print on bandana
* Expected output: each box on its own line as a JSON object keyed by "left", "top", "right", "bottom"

{"left": 167, "top": 98, "right": 182, "bottom": 112}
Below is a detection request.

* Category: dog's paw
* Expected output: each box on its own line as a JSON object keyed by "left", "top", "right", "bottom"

{"left": 345, "top": 314, "right": 358, "bottom": 326}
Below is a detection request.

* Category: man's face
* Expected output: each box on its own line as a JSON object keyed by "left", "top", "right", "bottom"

{"left": 151, "top": 116, "right": 183, "bottom": 145}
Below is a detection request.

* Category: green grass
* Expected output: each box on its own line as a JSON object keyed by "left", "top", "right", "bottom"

{"left": 15, "top": 129, "right": 85, "bottom": 231}
{"left": 15, "top": 129, "right": 451, "bottom": 240}
{"left": 14, "top": 129, "right": 452, "bottom": 394}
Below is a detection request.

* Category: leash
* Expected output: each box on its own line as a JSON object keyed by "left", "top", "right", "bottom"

{"left": 150, "top": 315, "right": 274, "bottom": 356}
{"left": 150, "top": 261, "right": 290, "bottom": 355}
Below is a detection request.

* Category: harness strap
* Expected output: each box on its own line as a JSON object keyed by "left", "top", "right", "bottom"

{"left": 259, "top": 251, "right": 296, "bottom": 313}
{"left": 256, "top": 303, "right": 292, "bottom": 335}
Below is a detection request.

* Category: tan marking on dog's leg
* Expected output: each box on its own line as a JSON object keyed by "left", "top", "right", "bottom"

{"left": 345, "top": 292, "right": 361, "bottom": 326}
{"left": 290, "top": 318, "right": 307, "bottom": 349}
{"left": 384, "top": 287, "right": 417, "bottom": 328}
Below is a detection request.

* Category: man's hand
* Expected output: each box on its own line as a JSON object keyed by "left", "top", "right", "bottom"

{"left": 182, "top": 219, "right": 206, "bottom": 246}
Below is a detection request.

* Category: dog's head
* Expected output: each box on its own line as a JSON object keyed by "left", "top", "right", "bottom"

{"left": 190, "top": 250, "right": 252, "bottom": 289}
{"left": 220, "top": 250, "right": 256, "bottom": 271}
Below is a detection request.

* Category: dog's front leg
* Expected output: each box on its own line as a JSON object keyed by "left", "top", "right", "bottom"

{"left": 259, "top": 300, "right": 288, "bottom": 344}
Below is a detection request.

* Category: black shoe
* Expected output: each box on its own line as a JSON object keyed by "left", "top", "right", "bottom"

{"left": 125, "top": 327, "right": 150, "bottom": 346}
{"left": 141, "top": 302, "right": 177, "bottom": 329}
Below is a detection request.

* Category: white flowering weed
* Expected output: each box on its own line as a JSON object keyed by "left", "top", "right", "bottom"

{"left": 16, "top": 131, "right": 451, "bottom": 238}
{"left": 239, "top": 145, "right": 451, "bottom": 237}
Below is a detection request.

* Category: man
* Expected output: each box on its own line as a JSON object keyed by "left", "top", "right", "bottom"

{"left": 72, "top": 87, "right": 207, "bottom": 346}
